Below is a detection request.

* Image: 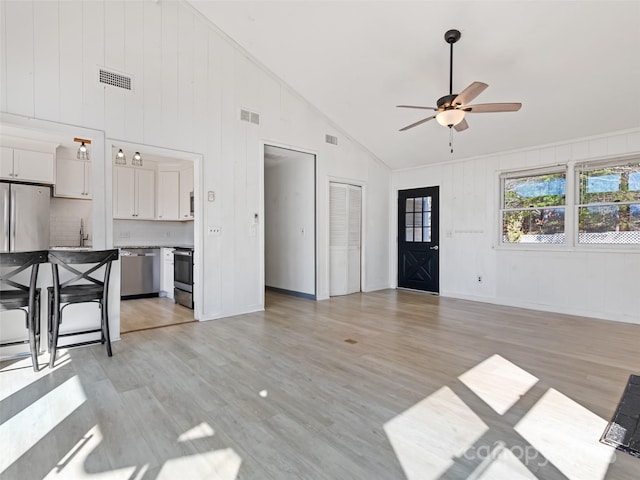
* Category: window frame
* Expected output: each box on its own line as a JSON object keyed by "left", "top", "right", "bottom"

{"left": 498, "top": 165, "right": 569, "bottom": 247}
{"left": 574, "top": 156, "right": 640, "bottom": 248}
{"left": 497, "top": 154, "right": 640, "bottom": 251}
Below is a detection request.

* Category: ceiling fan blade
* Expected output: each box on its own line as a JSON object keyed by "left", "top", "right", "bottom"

{"left": 396, "top": 105, "right": 438, "bottom": 111}
{"left": 452, "top": 81, "right": 488, "bottom": 106}
{"left": 454, "top": 118, "right": 469, "bottom": 132}
{"left": 399, "top": 114, "right": 437, "bottom": 132}
{"left": 464, "top": 102, "right": 522, "bottom": 113}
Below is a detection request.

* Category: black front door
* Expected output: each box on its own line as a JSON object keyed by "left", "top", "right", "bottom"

{"left": 398, "top": 186, "right": 440, "bottom": 293}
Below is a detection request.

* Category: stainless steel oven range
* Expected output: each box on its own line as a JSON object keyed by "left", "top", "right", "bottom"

{"left": 173, "top": 247, "right": 193, "bottom": 309}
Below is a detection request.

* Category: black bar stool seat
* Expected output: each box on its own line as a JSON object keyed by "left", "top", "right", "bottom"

{"left": 0, "top": 250, "right": 49, "bottom": 372}
{"left": 47, "top": 249, "right": 119, "bottom": 368}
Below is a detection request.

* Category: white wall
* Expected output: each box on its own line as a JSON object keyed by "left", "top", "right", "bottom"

{"left": 392, "top": 129, "right": 640, "bottom": 325}
{"left": 264, "top": 147, "right": 315, "bottom": 296}
{"left": 0, "top": 0, "right": 391, "bottom": 320}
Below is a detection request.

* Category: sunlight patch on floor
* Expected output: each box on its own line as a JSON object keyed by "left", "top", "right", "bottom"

{"left": 0, "top": 375, "right": 86, "bottom": 474}
{"left": 384, "top": 386, "right": 489, "bottom": 480}
{"left": 43, "top": 424, "right": 145, "bottom": 479}
{"left": 156, "top": 448, "right": 242, "bottom": 480}
{"left": 0, "top": 350, "right": 71, "bottom": 402}
{"left": 178, "top": 422, "right": 215, "bottom": 442}
{"left": 459, "top": 354, "right": 539, "bottom": 415}
{"left": 514, "top": 388, "right": 615, "bottom": 480}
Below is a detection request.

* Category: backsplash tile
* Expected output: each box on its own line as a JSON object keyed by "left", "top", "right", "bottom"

{"left": 50, "top": 197, "right": 92, "bottom": 247}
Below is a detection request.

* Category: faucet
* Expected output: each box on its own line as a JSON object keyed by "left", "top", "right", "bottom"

{"left": 80, "top": 218, "right": 89, "bottom": 247}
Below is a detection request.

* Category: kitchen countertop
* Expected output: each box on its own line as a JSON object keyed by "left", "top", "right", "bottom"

{"left": 116, "top": 245, "right": 194, "bottom": 250}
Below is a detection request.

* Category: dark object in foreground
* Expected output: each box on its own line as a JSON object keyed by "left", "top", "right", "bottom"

{"left": 600, "top": 374, "right": 640, "bottom": 459}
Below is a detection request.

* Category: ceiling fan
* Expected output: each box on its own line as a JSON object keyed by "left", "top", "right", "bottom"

{"left": 397, "top": 29, "right": 521, "bottom": 135}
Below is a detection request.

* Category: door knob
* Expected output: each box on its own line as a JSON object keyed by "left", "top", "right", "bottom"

{"left": 430, "top": 245, "right": 439, "bottom": 250}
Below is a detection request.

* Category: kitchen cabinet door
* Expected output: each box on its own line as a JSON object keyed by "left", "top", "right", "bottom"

{"left": 135, "top": 168, "right": 156, "bottom": 220}
{"left": 160, "top": 247, "right": 175, "bottom": 298}
{"left": 0, "top": 147, "right": 14, "bottom": 179}
{"left": 179, "top": 165, "right": 194, "bottom": 220}
{"left": 54, "top": 158, "right": 91, "bottom": 199}
{"left": 13, "top": 149, "right": 55, "bottom": 184}
{"left": 157, "top": 171, "right": 180, "bottom": 220}
{"left": 0, "top": 148, "right": 54, "bottom": 184}
{"left": 113, "top": 166, "right": 136, "bottom": 218}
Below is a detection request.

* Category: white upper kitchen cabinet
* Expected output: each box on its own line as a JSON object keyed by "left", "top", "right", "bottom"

{"left": 157, "top": 170, "right": 180, "bottom": 220}
{"left": 179, "top": 165, "right": 194, "bottom": 220}
{"left": 0, "top": 147, "right": 54, "bottom": 184}
{"left": 113, "top": 166, "right": 155, "bottom": 219}
{"left": 54, "top": 158, "right": 91, "bottom": 199}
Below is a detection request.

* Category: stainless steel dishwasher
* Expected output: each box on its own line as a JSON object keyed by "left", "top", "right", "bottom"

{"left": 120, "top": 248, "right": 160, "bottom": 298}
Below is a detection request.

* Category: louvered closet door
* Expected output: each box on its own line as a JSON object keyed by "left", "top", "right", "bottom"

{"left": 330, "top": 182, "right": 361, "bottom": 296}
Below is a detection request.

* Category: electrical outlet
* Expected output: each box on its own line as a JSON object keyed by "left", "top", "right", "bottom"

{"left": 119, "top": 231, "right": 130, "bottom": 238}
{"left": 208, "top": 226, "right": 221, "bottom": 236}
{"left": 208, "top": 191, "right": 215, "bottom": 202}
{"left": 477, "top": 275, "right": 482, "bottom": 283}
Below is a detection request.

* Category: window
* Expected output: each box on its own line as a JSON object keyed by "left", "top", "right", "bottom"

{"left": 577, "top": 160, "right": 640, "bottom": 244}
{"left": 501, "top": 170, "right": 566, "bottom": 244}
{"left": 405, "top": 196, "right": 432, "bottom": 242}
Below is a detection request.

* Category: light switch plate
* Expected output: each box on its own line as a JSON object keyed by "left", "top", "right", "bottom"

{"left": 208, "top": 191, "right": 215, "bottom": 202}
{"left": 208, "top": 225, "right": 221, "bottom": 236}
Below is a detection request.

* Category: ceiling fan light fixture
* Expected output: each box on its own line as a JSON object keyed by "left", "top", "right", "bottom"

{"left": 436, "top": 109, "right": 465, "bottom": 127}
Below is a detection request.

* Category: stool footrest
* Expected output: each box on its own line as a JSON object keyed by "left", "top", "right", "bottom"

{"left": 55, "top": 338, "right": 106, "bottom": 350}
{"left": 57, "top": 328, "right": 102, "bottom": 338}
{"left": 0, "top": 338, "right": 31, "bottom": 347}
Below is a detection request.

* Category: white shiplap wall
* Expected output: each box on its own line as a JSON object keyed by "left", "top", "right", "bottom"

{"left": 0, "top": 0, "right": 391, "bottom": 320}
{"left": 392, "top": 129, "right": 640, "bottom": 324}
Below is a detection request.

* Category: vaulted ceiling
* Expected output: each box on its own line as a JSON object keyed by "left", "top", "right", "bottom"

{"left": 189, "top": 1, "right": 640, "bottom": 170}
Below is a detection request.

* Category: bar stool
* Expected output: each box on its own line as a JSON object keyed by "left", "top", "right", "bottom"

{"left": 0, "top": 250, "right": 49, "bottom": 372}
{"left": 48, "top": 249, "right": 119, "bottom": 368}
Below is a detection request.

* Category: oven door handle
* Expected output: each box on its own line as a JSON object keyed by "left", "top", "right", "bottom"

{"left": 173, "top": 250, "right": 192, "bottom": 256}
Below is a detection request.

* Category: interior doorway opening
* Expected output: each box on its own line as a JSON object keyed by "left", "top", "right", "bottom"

{"left": 263, "top": 145, "right": 316, "bottom": 300}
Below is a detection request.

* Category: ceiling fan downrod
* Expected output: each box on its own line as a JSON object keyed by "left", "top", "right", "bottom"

{"left": 444, "top": 29, "right": 461, "bottom": 97}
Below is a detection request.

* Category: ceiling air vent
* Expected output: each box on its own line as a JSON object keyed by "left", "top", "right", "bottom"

{"left": 240, "top": 109, "right": 260, "bottom": 125}
{"left": 98, "top": 68, "right": 132, "bottom": 91}
{"left": 325, "top": 134, "right": 338, "bottom": 146}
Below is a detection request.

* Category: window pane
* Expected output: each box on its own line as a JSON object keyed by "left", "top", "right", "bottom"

{"left": 578, "top": 204, "right": 640, "bottom": 244}
{"left": 405, "top": 198, "right": 414, "bottom": 213}
{"left": 414, "top": 197, "right": 423, "bottom": 212}
{"left": 414, "top": 212, "right": 423, "bottom": 227}
{"left": 426, "top": 196, "right": 431, "bottom": 211}
{"left": 423, "top": 227, "right": 431, "bottom": 242}
{"left": 425, "top": 211, "right": 431, "bottom": 228}
{"left": 405, "top": 228, "right": 413, "bottom": 242}
{"left": 414, "top": 228, "right": 422, "bottom": 242}
{"left": 579, "top": 163, "right": 640, "bottom": 204}
{"left": 502, "top": 208, "right": 565, "bottom": 244}
{"left": 504, "top": 173, "right": 566, "bottom": 209}
{"left": 405, "top": 213, "right": 414, "bottom": 227}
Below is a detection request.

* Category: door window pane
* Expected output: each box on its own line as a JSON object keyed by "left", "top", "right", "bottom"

{"left": 405, "top": 213, "right": 414, "bottom": 227}
{"left": 414, "top": 197, "right": 423, "bottom": 212}
{"left": 405, "top": 228, "right": 413, "bottom": 242}
{"left": 405, "top": 198, "right": 414, "bottom": 213}
{"left": 423, "top": 227, "right": 431, "bottom": 242}
{"left": 414, "top": 212, "right": 423, "bottom": 227}
{"left": 413, "top": 228, "right": 422, "bottom": 242}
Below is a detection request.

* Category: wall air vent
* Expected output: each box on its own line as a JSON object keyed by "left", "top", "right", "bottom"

{"left": 98, "top": 68, "right": 132, "bottom": 91}
{"left": 325, "top": 134, "right": 338, "bottom": 146}
{"left": 240, "top": 109, "right": 260, "bottom": 125}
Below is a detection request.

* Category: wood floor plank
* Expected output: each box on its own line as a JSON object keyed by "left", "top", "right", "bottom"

{"left": 1, "top": 289, "right": 639, "bottom": 479}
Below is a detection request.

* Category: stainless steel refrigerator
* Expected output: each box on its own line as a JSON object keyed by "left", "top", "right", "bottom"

{"left": 1, "top": 182, "right": 50, "bottom": 252}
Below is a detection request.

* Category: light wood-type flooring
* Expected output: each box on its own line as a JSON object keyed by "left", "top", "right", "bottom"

{"left": 119, "top": 296, "right": 195, "bottom": 334}
{"left": 1, "top": 290, "right": 639, "bottom": 480}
